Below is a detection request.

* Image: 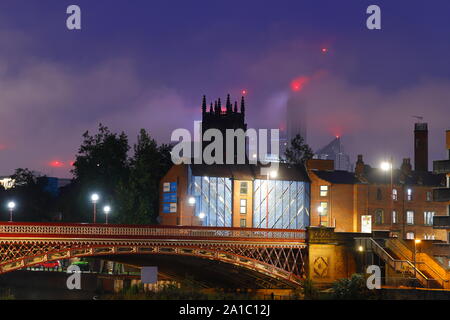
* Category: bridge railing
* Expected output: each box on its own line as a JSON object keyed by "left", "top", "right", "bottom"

{"left": 0, "top": 222, "right": 306, "bottom": 242}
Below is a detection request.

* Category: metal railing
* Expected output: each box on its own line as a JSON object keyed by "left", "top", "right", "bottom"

{"left": 433, "top": 188, "right": 450, "bottom": 202}
{"left": 0, "top": 222, "right": 306, "bottom": 242}
{"left": 356, "top": 238, "right": 431, "bottom": 288}
{"left": 387, "top": 238, "right": 448, "bottom": 288}
{"left": 433, "top": 159, "right": 450, "bottom": 174}
{"left": 433, "top": 216, "right": 450, "bottom": 229}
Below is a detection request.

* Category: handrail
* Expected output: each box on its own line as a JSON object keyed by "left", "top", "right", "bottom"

{"left": 388, "top": 238, "right": 448, "bottom": 286}
{"left": 0, "top": 222, "right": 306, "bottom": 241}
{"left": 356, "top": 238, "right": 430, "bottom": 287}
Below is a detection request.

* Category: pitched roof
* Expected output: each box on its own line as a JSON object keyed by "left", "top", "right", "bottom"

{"left": 311, "top": 168, "right": 446, "bottom": 187}
{"left": 312, "top": 170, "right": 359, "bottom": 184}
{"left": 189, "top": 162, "right": 310, "bottom": 182}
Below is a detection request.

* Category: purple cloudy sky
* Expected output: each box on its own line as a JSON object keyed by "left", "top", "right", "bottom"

{"left": 0, "top": 0, "right": 449, "bottom": 177}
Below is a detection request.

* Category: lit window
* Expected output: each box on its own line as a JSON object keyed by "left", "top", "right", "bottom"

{"left": 392, "top": 189, "right": 398, "bottom": 201}
{"left": 406, "top": 210, "right": 414, "bottom": 225}
{"left": 240, "top": 199, "right": 247, "bottom": 214}
{"left": 392, "top": 210, "right": 397, "bottom": 224}
{"left": 240, "top": 182, "right": 248, "bottom": 194}
{"left": 426, "top": 191, "right": 432, "bottom": 202}
{"left": 406, "top": 232, "right": 415, "bottom": 240}
{"left": 424, "top": 211, "right": 434, "bottom": 226}
{"left": 240, "top": 218, "right": 247, "bottom": 227}
{"left": 320, "top": 186, "right": 329, "bottom": 197}
{"left": 375, "top": 209, "right": 384, "bottom": 225}
{"left": 319, "top": 202, "right": 328, "bottom": 216}
{"left": 407, "top": 188, "right": 413, "bottom": 201}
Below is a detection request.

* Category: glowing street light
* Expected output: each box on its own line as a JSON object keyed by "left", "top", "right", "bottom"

{"left": 103, "top": 205, "right": 111, "bottom": 224}
{"left": 317, "top": 206, "right": 324, "bottom": 226}
{"left": 90, "top": 193, "right": 100, "bottom": 223}
{"left": 188, "top": 197, "right": 196, "bottom": 205}
{"left": 198, "top": 212, "right": 206, "bottom": 219}
{"left": 380, "top": 161, "right": 392, "bottom": 171}
{"left": 269, "top": 170, "right": 278, "bottom": 179}
{"left": 7, "top": 201, "right": 15, "bottom": 222}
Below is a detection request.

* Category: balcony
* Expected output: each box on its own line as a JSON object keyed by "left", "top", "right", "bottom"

{"left": 433, "top": 188, "right": 450, "bottom": 202}
{"left": 433, "top": 160, "right": 450, "bottom": 174}
{"left": 433, "top": 216, "right": 450, "bottom": 229}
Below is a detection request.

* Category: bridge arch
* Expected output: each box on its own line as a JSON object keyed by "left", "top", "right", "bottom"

{"left": 0, "top": 223, "right": 307, "bottom": 286}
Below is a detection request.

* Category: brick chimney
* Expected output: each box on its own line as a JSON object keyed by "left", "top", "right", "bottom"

{"left": 414, "top": 122, "right": 428, "bottom": 172}
{"left": 355, "top": 154, "right": 365, "bottom": 177}
{"left": 401, "top": 158, "right": 412, "bottom": 176}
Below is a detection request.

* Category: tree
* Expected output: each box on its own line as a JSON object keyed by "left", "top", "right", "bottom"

{"left": 2, "top": 168, "right": 54, "bottom": 222}
{"left": 70, "top": 124, "right": 130, "bottom": 222}
{"left": 332, "top": 274, "right": 372, "bottom": 300}
{"left": 117, "top": 129, "right": 172, "bottom": 224}
{"left": 284, "top": 134, "right": 313, "bottom": 166}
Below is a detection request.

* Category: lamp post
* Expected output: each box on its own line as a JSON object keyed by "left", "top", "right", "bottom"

{"left": 318, "top": 206, "right": 324, "bottom": 226}
{"left": 414, "top": 239, "right": 421, "bottom": 286}
{"left": 381, "top": 158, "right": 394, "bottom": 229}
{"left": 103, "top": 205, "right": 111, "bottom": 224}
{"left": 7, "top": 201, "right": 15, "bottom": 222}
{"left": 91, "top": 193, "right": 99, "bottom": 223}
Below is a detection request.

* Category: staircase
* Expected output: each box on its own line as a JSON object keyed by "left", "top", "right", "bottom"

{"left": 356, "top": 237, "right": 449, "bottom": 289}
{"left": 386, "top": 238, "right": 449, "bottom": 289}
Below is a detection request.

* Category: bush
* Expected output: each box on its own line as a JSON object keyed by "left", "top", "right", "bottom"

{"left": 332, "top": 274, "right": 371, "bottom": 300}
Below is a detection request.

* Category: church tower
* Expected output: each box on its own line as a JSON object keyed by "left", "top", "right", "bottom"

{"left": 201, "top": 94, "right": 247, "bottom": 163}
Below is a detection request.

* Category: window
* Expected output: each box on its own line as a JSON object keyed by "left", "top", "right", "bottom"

{"left": 392, "top": 210, "right": 397, "bottom": 224}
{"left": 240, "top": 182, "right": 248, "bottom": 194}
{"left": 320, "top": 185, "right": 329, "bottom": 197}
{"left": 424, "top": 234, "right": 435, "bottom": 240}
{"left": 374, "top": 209, "right": 384, "bottom": 225}
{"left": 407, "top": 188, "right": 412, "bottom": 201}
{"left": 376, "top": 188, "right": 382, "bottom": 200}
{"left": 406, "top": 232, "right": 415, "bottom": 240}
{"left": 426, "top": 191, "right": 432, "bottom": 202}
{"left": 240, "top": 199, "right": 247, "bottom": 214}
{"left": 319, "top": 202, "right": 328, "bottom": 216}
{"left": 406, "top": 210, "right": 414, "bottom": 225}
{"left": 392, "top": 189, "right": 398, "bottom": 201}
{"left": 424, "top": 211, "right": 435, "bottom": 226}
{"left": 240, "top": 218, "right": 247, "bottom": 227}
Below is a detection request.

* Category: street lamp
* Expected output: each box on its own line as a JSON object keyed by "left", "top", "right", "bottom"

{"left": 188, "top": 197, "right": 196, "bottom": 205}
{"left": 381, "top": 158, "right": 394, "bottom": 229}
{"left": 90, "top": 193, "right": 100, "bottom": 223}
{"left": 414, "top": 239, "right": 421, "bottom": 285}
{"left": 103, "top": 205, "right": 111, "bottom": 224}
{"left": 317, "top": 206, "right": 324, "bottom": 226}
{"left": 7, "top": 201, "right": 15, "bottom": 222}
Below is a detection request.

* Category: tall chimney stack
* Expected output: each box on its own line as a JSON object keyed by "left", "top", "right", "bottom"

{"left": 414, "top": 122, "right": 428, "bottom": 172}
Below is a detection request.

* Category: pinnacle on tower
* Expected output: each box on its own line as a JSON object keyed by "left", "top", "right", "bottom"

{"left": 234, "top": 101, "right": 238, "bottom": 113}
{"left": 226, "top": 94, "right": 232, "bottom": 113}
{"left": 240, "top": 96, "right": 245, "bottom": 115}
{"left": 202, "top": 95, "right": 207, "bottom": 114}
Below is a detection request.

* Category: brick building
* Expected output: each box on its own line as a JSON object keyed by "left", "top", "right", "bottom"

{"left": 308, "top": 156, "right": 448, "bottom": 241}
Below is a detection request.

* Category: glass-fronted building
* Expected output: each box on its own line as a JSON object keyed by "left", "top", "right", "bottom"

{"left": 186, "top": 163, "right": 310, "bottom": 229}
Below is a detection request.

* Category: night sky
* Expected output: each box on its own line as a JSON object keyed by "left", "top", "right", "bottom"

{"left": 0, "top": 0, "right": 449, "bottom": 177}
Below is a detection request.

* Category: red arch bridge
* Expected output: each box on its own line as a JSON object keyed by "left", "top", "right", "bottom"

{"left": 0, "top": 222, "right": 307, "bottom": 287}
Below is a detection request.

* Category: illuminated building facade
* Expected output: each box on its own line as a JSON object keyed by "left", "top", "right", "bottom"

{"left": 159, "top": 163, "right": 310, "bottom": 229}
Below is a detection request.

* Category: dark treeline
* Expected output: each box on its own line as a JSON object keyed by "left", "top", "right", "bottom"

{"left": 0, "top": 124, "right": 172, "bottom": 224}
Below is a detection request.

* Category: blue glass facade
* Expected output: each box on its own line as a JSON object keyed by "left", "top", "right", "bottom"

{"left": 253, "top": 179, "right": 310, "bottom": 229}
{"left": 191, "top": 176, "right": 233, "bottom": 227}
